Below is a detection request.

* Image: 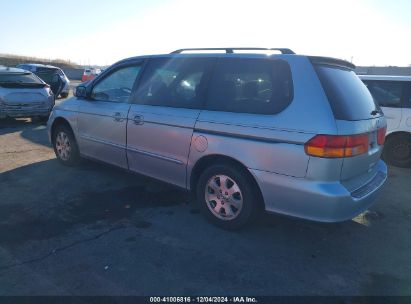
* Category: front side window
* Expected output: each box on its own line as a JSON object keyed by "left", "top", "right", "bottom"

{"left": 136, "top": 57, "right": 215, "bottom": 109}
{"left": 363, "top": 80, "right": 403, "bottom": 108}
{"left": 206, "top": 58, "right": 293, "bottom": 114}
{"left": 91, "top": 65, "right": 141, "bottom": 103}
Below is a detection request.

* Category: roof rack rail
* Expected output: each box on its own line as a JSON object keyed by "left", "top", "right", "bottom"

{"left": 170, "top": 48, "right": 295, "bottom": 54}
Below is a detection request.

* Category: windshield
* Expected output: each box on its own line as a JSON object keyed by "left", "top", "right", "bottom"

{"left": 315, "top": 66, "right": 381, "bottom": 121}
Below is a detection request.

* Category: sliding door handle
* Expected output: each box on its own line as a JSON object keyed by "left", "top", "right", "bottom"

{"left": 133, "top": 114, "right": 144, "bottom": 125}
{"left": 113, "top": 112, "right": 124, "bottom": 122}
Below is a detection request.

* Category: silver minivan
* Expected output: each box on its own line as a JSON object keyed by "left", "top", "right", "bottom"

{"left": 47, "top": 48, "right": 387, "bottom": 229}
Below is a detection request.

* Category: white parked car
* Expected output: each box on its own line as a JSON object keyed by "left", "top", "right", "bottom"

{"left": 360, "top": 75, "right": 411, "bottom": 167}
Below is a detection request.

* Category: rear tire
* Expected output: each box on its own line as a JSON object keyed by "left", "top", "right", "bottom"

{"left": 196, "top": 164, "right": 261, "bottom": 230}
{"left": 52, "top": 124, "right": 80, "bottom": 166}
{"left": 382, "top": 134, "right": 411, "bottom": 168}
{"left": 60, "top": 92, "right": 69, "bottom": 98}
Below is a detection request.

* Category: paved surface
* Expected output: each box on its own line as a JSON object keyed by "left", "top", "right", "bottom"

{"left": 0, "top": 115, "right": 411, "bottom": 296}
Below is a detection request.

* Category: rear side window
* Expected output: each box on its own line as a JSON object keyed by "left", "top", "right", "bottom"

{"left": 0, "top": 73, "right": 43, "bottom": 84}
{"left": 206, "top": 58, "right": 293, "bottom": 114}
{"left": 363, "top": 80, "right": 403, "bottom": 108}
{"left": 136, "top": 57, "right": 215, "bottom": 109}
{"left": 316, "top": 66, "right": 380, "bottom": 121}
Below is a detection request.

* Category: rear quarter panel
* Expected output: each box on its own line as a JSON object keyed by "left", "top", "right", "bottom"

{"left": 335, "top": 116, "right": 387, "bottom": 190}
{"left": 187, "top": 56, "right": 338, "bottom": 189}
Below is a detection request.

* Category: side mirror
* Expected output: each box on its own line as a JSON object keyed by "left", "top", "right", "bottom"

{"left": 74, "top": 85, "right": 87, "bottom": 98}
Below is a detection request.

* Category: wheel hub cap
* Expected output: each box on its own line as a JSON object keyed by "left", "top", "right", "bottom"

{"left": 55, "top": 131, "right": 71, "bottom": 161}
{"left": 205, "top": 174, "right": 243, "bottom": 221}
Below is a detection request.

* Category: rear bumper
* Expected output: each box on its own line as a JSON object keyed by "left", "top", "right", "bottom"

{"left": 250, "top": 160, "right": 387, "bottom": 222}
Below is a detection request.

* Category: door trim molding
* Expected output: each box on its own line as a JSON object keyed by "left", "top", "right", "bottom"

{"left": 80, "top": 134, "right": 126, "bottom": 149}
{"left": 126, "top": 146, "right": 184, "bottom": 165}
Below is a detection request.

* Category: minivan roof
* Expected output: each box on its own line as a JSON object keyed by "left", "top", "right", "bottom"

{"left": 358, "top": 75, "right": 411, "bottom": 82}
{"left": 117, "top": 50, "right": 355, "bottom": 70}
{"left": 170, "top": 47, "right": 295, "bottom": 54}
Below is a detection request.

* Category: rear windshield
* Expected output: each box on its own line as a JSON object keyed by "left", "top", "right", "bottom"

{"left": 0, "top": 73, "right": 43, "bottom": 84}
{"left": 315, "top": 66, "right": 381, "bottom": 121}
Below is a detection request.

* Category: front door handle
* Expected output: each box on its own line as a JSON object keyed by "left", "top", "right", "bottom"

{"left": 113, "top": 112, "right": 124, "bottom": 122}
{"left": 133, "top": 114, "right": 144, "bottom": 125}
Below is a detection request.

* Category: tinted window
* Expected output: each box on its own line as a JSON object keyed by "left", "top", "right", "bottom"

{"left": 0, "top": 73, "right": 42, "bottom": 84}
{"left": 91, "top": 65, "right": 142, "bottom": 103}
{"left": 316, "top": 66, "right": 380, "bottom": 120}
{"left": 363, "top": 80, "right": 403, "bottom": 108}
{"left": 206, "top": 58, "right": 293, "bottom": 114}
{"left": 35, "top": 68, "right": 60, "bottom": 84}
{"left": 136, "top": 58, "right": 214, "bottom": 109}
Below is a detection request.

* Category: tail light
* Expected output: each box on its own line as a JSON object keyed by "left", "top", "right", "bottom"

{"left": 305, "top": 134, "right": 369, "bottom": 158}
{"left": 377, "top": 126, "right": 386, "bottom": 145}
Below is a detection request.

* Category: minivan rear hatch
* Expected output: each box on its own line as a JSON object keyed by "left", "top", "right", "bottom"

{"left": 312, "top": 57, "right": 386, "bottom": 183}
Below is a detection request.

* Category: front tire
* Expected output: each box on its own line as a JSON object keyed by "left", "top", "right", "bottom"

{"left": 52, "top": 124, "right": 80, "bottom": 166}
{"left": 196, "top": 164, "right": 260, "bottom": 230}
{"left": 382, "top": 134, "right": 411, "bottom": 168}
{"left": 60, "top": 92, "right": 69, "bottom": 98}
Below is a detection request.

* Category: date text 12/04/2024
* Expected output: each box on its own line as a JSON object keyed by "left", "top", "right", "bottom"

{"left": 149, "top": 297, "right": 258, "bottom": 303}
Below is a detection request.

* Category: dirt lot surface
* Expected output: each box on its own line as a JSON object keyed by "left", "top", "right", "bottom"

{"left": 0, "top": 115, "right": 411, "bottom": 296}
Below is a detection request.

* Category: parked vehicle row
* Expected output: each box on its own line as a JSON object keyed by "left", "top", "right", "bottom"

{"left": 359, "top": 75, "right": 411, "bottom": 167}
{"left": 0, "top": 67, "right": 55, "bottom": 121}
{"left": 47, "top": 48, "right": 388, "bottom": 229}
{"left": 16, "top": 63, "right": 70, "bottom": 98}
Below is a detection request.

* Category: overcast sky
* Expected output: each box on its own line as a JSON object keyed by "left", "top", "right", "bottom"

{"left": 0, "top": 0, "right": 410, "bottom": 66}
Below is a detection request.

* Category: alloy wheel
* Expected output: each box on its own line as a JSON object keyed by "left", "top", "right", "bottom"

{"left": 205, "top": 174, "right": 243, "bottom": 221}
{"left": 55, "top": 131, "right": 71, "bottom": 161}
